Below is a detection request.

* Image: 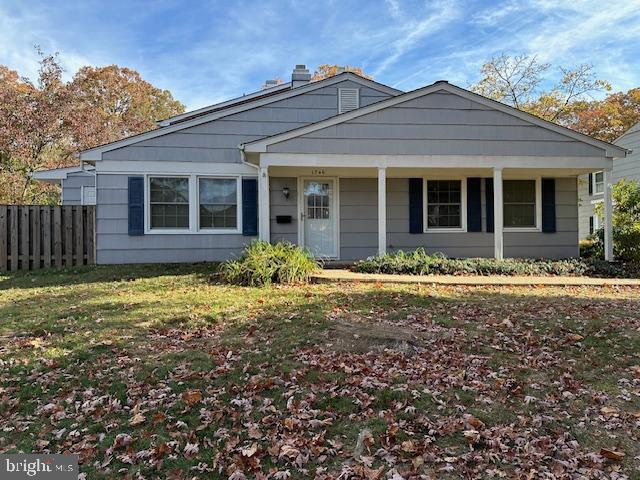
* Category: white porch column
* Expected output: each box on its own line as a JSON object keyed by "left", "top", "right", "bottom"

{"left": 493, "top": 168, "right": 504, "bottom": 260}
{"left": 604, "top": 168, "right": 614, "bottom": 261}
{"left": 378, "top": 167, "right": 387, "bottom": 256}
{"left": 258, "top": 166, "right": 270, "bottom": 242}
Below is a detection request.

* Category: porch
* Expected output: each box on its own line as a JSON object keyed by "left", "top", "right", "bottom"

{"left": 255, "top": 159, "right": 614, "bottom": 261}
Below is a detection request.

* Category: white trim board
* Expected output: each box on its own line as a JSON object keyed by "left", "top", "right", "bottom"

{"left": 78, "top": 72, "right": 402, "bottom": 161}
{"left": 95, "top": 160, "right": 258, "bottom": 175}
{"left": 259, "top": 153, "right": 613, "bottom": 170}
{"left": 243, "top": 82, "right": 628, "bottom": 158}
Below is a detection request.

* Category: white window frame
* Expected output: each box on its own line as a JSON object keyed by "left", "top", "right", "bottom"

{"left": 338, "top": 88, "right": 360, "bottom": 114}
{"left": 502, "top": 176, "right": 542, "bottom": 232}
{"left": 146, "top": 174, "right": 192, "bottom": 234}
{"left": 423, "top": 177, "right": 467, "bottom": 233}
{"left": 592, "top": 171, "right": 604, "bottom": 196}
{"left": 81, "top": 185, "right": 96, "bottom": 205}
{"left": 144, "top": 174, "right": 243, "bottom": 235}
{"left": 197, "top": 176, "right": 242, "bottom": 234}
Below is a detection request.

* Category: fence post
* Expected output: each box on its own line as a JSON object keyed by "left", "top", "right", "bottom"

{"left": 43, "top": 207, "right": 52, "bottom": 268}
{"left": 0, "top": 206, "right": 6, "bottom": 272}
{"left": 21, "top": 207, "right": 30, "bottom": 270}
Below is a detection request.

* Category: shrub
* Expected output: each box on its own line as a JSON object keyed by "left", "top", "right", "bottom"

{"left": 219, "top": 241, "right": 318, "bottom": 286}
{"left": 591, "top": 179, "right": 640, "bottom": 263}
{"left": 352, "top": 248, "right": 639, "bottom": 278}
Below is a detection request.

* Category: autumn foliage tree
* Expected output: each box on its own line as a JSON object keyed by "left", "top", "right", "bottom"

{"left": 0, "top": 50, "right": 185, "bottom": 204}
{"left": 470, "top": 54, "right": 611, "bottom": 125}
{"left": 312, "top": 64, "right": 372, "bottom": 81}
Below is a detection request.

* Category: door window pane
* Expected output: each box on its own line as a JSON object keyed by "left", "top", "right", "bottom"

{"left": 199, "top": 178, "right": 238, "bottom": 229}
{"left": 305, "top": 182, "right": 330, "bottom": 219}
{"left": 504, "top": 180, "right": 536, "bottom": 227}
{"left": 426, "top": 180, "right": 462, "bottom": 228}
{"left": 149, "top": 177, "right": 190, "bottom": 229}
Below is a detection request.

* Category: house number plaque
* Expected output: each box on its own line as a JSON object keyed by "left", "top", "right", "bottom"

{"left": 311, "top": 169, "right": 326, "bottom": 175}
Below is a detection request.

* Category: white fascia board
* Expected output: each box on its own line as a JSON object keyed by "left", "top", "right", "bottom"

{"left": 260, "top": 153, "right": 613, "bottom": 170}
{"left": 31, "top": 166, "right": 94, "bottom": 180}
{"left": 95, "top": 160, "right": 258, "bottom": 175}
{"left": 244, "top": 82, "right": 628, "bottom": 158}
{"left": 156, "top": 82, "right": 293, "bottom": 126}
{"left": 78, "top": 73, "right": 403, "bottom": 162}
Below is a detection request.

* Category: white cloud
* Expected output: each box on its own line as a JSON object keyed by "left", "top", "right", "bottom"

{"left": 372, "top": 0, "right": 461, "bottom": 76}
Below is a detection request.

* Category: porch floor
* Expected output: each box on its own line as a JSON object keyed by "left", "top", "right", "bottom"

{"left": 312, "top": 269, "right": 640, "bottom": 286}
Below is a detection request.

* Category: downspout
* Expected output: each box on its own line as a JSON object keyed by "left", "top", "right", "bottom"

{"left": 239, "top": 144, "right": 259, "bottom": 170}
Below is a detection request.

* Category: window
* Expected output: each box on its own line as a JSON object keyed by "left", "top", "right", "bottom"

{"left": 503, "top": 180, "right": 537, "bottom": 228}
{"left": 593, "top": 171, "right": 604, "bottom": 195}
{"left": 149, "top": 177, "right": 190, "bottom": 229}
{"left": 199, "top": 178, "right": 238, "bottom": 229}
{"left": 306, "top": 182, "right": 331, "bottom": 219}
{"left": 426, "top": 180, "right": 463, "bottom": 229}
{"left": 338, "top": 88, "right": 359, "bottom": 114}
{"left": 82, "top": 186, "right": 96, "bottom": 205}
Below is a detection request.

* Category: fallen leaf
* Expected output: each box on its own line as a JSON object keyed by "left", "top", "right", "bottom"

{"left": 129, "top": 412, "right": 145, "bottom": 426}
{"left": 600, "top": 449, "right": 625, "bottom": 461}
{"left": 182, "top": 389, "right": 202, "bottom": 406}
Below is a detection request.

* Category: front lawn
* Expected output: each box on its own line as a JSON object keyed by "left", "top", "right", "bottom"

{"left": 0, "top": 265, "right": 638, "bottom": 479}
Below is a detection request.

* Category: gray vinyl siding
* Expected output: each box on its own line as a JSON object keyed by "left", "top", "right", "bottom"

{"left": 387, "top": 178, "right": 494, "bottom": 258}
{"left": 61, "top": 172, "right": 95, "bottom": 205}
{"left": 102, "top": 80, "right": 393, "bottom": 163}
{"left": 95, "top": 173, "right": 253, "bottom": 264}
{"left": 340, "top": 179, "right": 378, "bottom": 259}
{"left": 270, "top": 177, "right": 298, "bottom": 244}
{"left": 615, "top": 125, "right": 640, "bottom": 183}
{"left": 273, "top": 176, "right": 578, "bottom": 261}
{"left": 577, "top": 124, "right": 639, "bottom": 239}
{"left": 505, "top": 177, "right": 578, "bottom": 258}
{"left": 267, "top": 91, "right": 607, "bottom": 157}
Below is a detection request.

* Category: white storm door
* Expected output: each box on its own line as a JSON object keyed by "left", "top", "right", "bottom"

{"left": 302, "top": 179, "right": 337, "bottom": 258}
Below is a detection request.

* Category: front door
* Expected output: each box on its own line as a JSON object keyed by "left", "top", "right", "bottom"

{"left": 302, "top": 179, "right": 337, "bottom": 258}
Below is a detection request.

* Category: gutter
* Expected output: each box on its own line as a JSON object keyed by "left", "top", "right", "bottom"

{"left": 239, "top": 144, "right": 259, "bottom": 169}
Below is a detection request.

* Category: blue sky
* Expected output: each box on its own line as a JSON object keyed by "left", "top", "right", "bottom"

{"left": 1, "top": 0, "right": 639, "bottom": 111}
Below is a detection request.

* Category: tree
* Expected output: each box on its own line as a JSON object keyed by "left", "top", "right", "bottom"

{"left": 568, "top": 88, "right": 640, "bottom": 142}
{"left": 67, "top": 65, "right": 185, "bottom": 151}
{"left": 312, "top": 64, "right": 372, "bottom": 81}
{"left": 0, "top": 51, "right": 74, "bottom": 203}
{"left": 0, "top": 50, "right": 185, "bottom": 204}
{"left": 470, "top": 54, "right": 610, "bottom": 123}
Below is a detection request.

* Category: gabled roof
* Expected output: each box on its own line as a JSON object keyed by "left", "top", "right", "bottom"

{"left": 78, "top": 72, "right": 402, "bottom": 161}
{"left": 615, "top": 121, "right": 640, "bottom": 143}
{"left": 157, "top": 81, "right": 293, "bottom": 126}
{"left": 31, "top": 165, "right": 95, "bottom": 182}
{"left": 243, "top": 81, "right": 629, "bottom": 159}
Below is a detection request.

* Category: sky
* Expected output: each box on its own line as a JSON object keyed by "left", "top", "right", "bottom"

{"left": 1, "top": 0, "right": 640, "bottom": 111}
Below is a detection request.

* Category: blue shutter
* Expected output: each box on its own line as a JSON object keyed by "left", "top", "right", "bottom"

{"left": 408, "top": 178, "right": 423, "bottom": 233}
{"left": 128, "top": 176, "right": 144, "bottom": 236}
{"left": 542, "top": 178, "right": 556, "bottom": 233}
{"left": 467, "top": 178, "right": 482, "bottom": 232}
{"left": 485, "top": 178, "right": 494, "bottom": 233}
{"left": 242, "top": 178, "right": 258, "bottom": 236}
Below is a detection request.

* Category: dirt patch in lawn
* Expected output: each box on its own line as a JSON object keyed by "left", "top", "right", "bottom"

{"left": 325, "top": 318, "right": 428, "bottom": 354}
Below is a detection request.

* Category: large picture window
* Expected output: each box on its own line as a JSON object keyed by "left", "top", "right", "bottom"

{"left": 149, "top": 177, "right": 190, "bottom": 229}
{"left": 426, "top": 180, "right": 463, "bottom": 229}
{"left": 199, "top": 178, "right": 238, "bottom": 229}
{"left": 503, "top": 180, "right": 536, "bottom": 228}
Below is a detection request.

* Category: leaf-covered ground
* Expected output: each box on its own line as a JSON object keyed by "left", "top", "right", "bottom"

{"left": 0, "top": 264, "right": 639, "bottom": 479}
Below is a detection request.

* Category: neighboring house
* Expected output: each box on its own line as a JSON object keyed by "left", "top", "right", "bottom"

{"left": 578, "top": 122, "right": 640, "bottom": 239}
{"left": 35, "top": 64, "right": 628, "bottom": 264}
{"left": 31, "top": 166, "right": 96, "bottom": 205}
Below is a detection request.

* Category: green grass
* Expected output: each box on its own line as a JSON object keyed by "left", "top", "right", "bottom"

{"left": 0, "top": 265, "right": 639, "bottom": 478}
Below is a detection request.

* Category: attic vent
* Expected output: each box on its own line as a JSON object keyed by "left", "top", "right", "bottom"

{"left": 338, "top": 88, "right": 359, "bottom": 114}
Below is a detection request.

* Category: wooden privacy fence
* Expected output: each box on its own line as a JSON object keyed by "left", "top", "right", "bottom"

{"left": 0, "top": 205, "right": 95, "bottom": 272}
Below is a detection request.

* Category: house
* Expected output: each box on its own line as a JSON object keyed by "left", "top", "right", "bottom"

{"left": 31, "top": 165, "right": 96, "bottom": 205}
{"left": 578, "top": 122, "right": 640, "bottom": 239}
{"left": 36, "top": 65, "right": 628, "bottom": 264}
